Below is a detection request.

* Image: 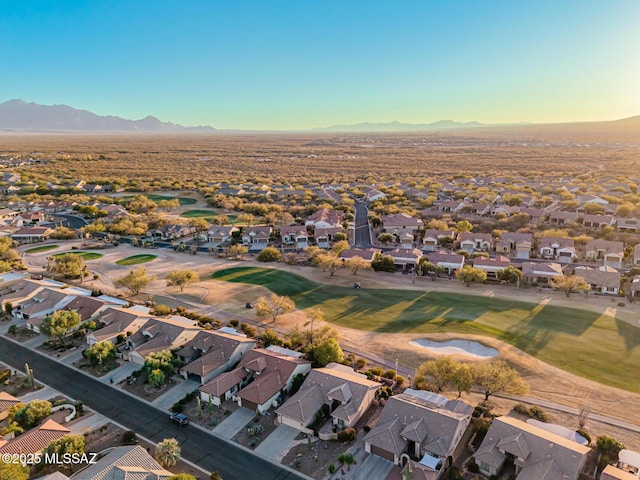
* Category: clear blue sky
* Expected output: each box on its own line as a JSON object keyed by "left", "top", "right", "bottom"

{"left": 1, "top": 0, "right": 639, "bottom": 129}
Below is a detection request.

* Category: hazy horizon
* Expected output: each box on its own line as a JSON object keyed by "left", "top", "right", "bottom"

{"left": 2, "top": 1, "right": 639, "bottom": 129}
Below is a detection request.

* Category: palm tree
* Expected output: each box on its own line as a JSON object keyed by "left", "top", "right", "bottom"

{"left": 155, "top": 438, "right": 181, "bottom": 467}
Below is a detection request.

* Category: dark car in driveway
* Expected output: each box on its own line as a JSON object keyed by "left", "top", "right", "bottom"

{"left": 169, "top": 413, "right": 189, "bottom": 425}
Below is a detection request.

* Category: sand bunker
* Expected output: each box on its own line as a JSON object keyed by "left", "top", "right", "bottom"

{"left": 409, "top": 339, "right": 499, "bottom": 359}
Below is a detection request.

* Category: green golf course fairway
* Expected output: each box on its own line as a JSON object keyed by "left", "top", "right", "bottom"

{"left": 212, "top": 266, "right": 640, "bottom": 392}
{"left": 52, "top": 251, "right": 103, "bottom": 260}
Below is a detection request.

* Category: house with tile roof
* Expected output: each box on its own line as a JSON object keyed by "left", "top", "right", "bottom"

{"left": 495, "top": 232, "right": 533, "bottom": 259}
{"left": 280, "top": 225, "right": 309, "bottom": 249}
{"left": 549, "top": 211, "right": 580, "bottom": 225}
{"left": 573, "top": 266, "right": 620, "bottom": 295}
{"left": 241, "top": 225, "right": 272, "bottom": 251}
{"left": 339, "top": 248, "right": 381, "bottom": 263}
{"left": 601, "top": 465, "right": 639, "bottom": 480}
{"left": 585, "top": 239, "right": 624, "bottom": 269}
{"left": 124, "top": 317, "right": 202, "bottom": 365}
{"left": 539, "top": 237, "right": 575, "bottom": 263}
{"left": 206, "top": 225, "right": 238, "bottom": 245}
{"left": 472, "top": 256, "right": 511, "bottom": 278}
{"left": 473, "top": 416, "right": 590, "bottom": 480}
{"left": 315, "top": 226, "right": 344, "bottom": 248}
{"left": 422, "top": 229, "right": 456, "bottom": 252}
{"left": 426, "top": 252, "right": 465, "bottom": 274}
{"left": 10, "top": 226, "right": 54, "bottom": 243}
{"left": 364, "top": 391, "right": 473, "bottom": 475}
{"left": 0, "top": 392, "right": 21, "bottom": 421}
{"left": 305, "top": 208, "right": 344, "bottom": 229}
{"left": 276, "top": 363, "right": 381, "bottom": 436}
{"left": 583, "top": 214, "right": 616, "bottom": 228}
{"left": 0, "top": 419, "right": 70, "bottom": 456}
{"left": 458, "top": 232, "right": 492, "bottom": 253}
{"left": 199, "top": 348, "right": 311, "bottom": 413}
{"left": 70, "top": 444, "right": 173, "bottom": 480}
{"left": 381, "top": 213, "right": 424, "bottom": 238}
{"left": 521, "top": 262, "right": 563, "bottom": 284}
{"left": 177, "top": 329, "right": 256, "bottom": 384}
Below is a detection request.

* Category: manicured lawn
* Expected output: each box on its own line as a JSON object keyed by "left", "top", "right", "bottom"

{"left": 212, "top": 266, "right": 640, "bottom": 392}
{"left": 116, "top": 254, "right": 157, "bottom": 265}
{"left": 145, "top": 194, "right": 197, "bottom": 206}
{"left": 181, "top": 209, "right": 238, "bottom": 223}
{"left": 52, "top": 251, "right": 103, "bottom": 260}
{"left": 24, "top": 244, "right": 59, "bottom": 254}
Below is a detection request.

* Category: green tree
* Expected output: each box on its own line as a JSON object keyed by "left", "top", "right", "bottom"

{"left": 416, "top": 357, "right": 459, "bottom": 393}
{"left": 44, "top": 434, "right": 86, "bottom": 456}
{"left": 456, "top": 265, "right": 487, "bottom": 287}
{"left": 237, "top": 213, "right": 254, "bottom": 226}
{"left": 344, "top": 256, "right": 371, "bottom": 275}
{"left": 596, "top": 436, "right": 625, "bottom": 466}
{"left": 85, "top": 340, "right": 115, "bottom": 365}
{"left": 332, "top": 240, "right": 350, "bottom": 256}
{"left": 155, "top": 438, "right": 181, "bottom": 468}
{"left": 149, "top": 368, "right": 166, "bottom": 388}
{"left": 451, "top": 363, "right": 473, "bottom": 397}
{"left": 168, "top": 475, "right": 197, "bottom": 480}
{"left": 256, "top": 247, "right": 281, "bottom": 262}
{"left": 144, "top": 350, "right": 174, "bottom": 374}
{"left": 228, "top": 244, "right": 248, "bottom": 259}
{"left": 41, "top": 310, "right": 81, "bottom": 346}
{"left": 316, "top": 252, "right": 342, "bottom": 276}
{"left": 0, "top": 462, "right": 28, "bottom": 480}
{"left": 377, "top": 233, "right": 394, "bottom": 244}
{"left": 51, "top": 253, "right": 85, "bottom": 278}
{"left": 255, "top": 294, "right": 295, "bottom": 323}
{"left": 115, "top": 267, "right": 155, "bottom": 296}
{"left": 166, "top": 269, "right": 199, "bottom": 292}
{"left": 313, "top": 337, "right": 344, "bottom": 367}
{"left": 549, "top": 275, "right": 590, "bottom": 297}
{"left": 472, "top": 360, "right": 528, "bottom": 401}
{"left": 497, "top": 265, "right": 523, "bottom": 285}
{"left": 258, "top": 329, "right": 283, "bottom": 347}
{"left": 14, "top": 399, "right": 52, "bottom": 429}
{"left": 456, "top": 220, "right": 473, "bottom": 233}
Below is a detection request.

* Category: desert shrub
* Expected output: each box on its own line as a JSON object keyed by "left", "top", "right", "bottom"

{"left": 395, "top": 375, "right": 405, "bottom": 386}
{"left": 328, "top": 464, "right": 336, "bottom": 474}
{"left": 528, "top": 405, "right": 549, "bottom": 422}
{"left": 473, "top": 418, "right": 490, "bottom": 436}
{"left": 151, "top": 304, "right": 172, "bottom": 316}
{"left": 577, "top": 429, "right": 591, "bottom": 445}
{"left": 355, "top": 357, "right": 366, "bottom": 369}
{"left": 382, "top": 369, "right": 396, "bottom": 379}
{"left": 337, "top": 428, "right": 356, "bottom": 443}
{"left": 122, "top": 430, "right": 137, "bottom": 444}
{"left": 229, "top": 319, "right": 239, "bottom": 327}
{"left": 363, "top": 425, "right": 371, "bottom": 433}
{"left": 171, "top": 403, "right": 184, "bottom": 413}
{"left": 257, "top": 247, "right": 281, "bottom": 262}
{"left": 467, "top": 459, "right": 480, "bottom": 473}
{"left": 513, "top": 403, "right": 530, "bottom": 416}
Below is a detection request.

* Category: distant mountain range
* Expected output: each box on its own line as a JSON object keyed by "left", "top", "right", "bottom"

{"left": 0, "top": 99, "right": 216, "bottom": 133}
{"left": 0, "top": 99, "right": 638, "bottom": 133}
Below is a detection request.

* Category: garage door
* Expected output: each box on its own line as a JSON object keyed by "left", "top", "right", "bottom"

{"left": 371, "top": 444, "right": 395, "bottom": 462}
{"left": 241, "top": 399, "right": 259, "bottom": 412}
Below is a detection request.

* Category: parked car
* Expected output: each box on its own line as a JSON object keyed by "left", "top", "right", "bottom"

{"left": 169, "top": 413, "right": 189, "bottom": 425}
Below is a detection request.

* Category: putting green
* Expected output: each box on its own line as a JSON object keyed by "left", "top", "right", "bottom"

{"left": 52, "top": 251, "right": 103, "bottom": 260}
{"left": 116, "top": 254, "right": 157, "bottom": 265}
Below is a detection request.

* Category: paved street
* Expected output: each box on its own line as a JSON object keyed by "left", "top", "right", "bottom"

{"left": 0, "top": 336, "right": 307, "bottom": 480}
{"left": 352, "top": 200, "right": 374, "bottom": 249}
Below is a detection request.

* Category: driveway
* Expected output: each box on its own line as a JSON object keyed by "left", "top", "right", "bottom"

{"left": 351, "top": 454, "right": 394, "bottom": 480}
{"left": 152, "top": 377, "right": 200, "bottom": 411}
{"left": 213, "top": 406, "right": 255, "bottom": 439}
{"left": 254, "top": 424, "right": 300, "bottom": 461}
{"left": 101, "top": 361, "right": 140, "bottom": 385}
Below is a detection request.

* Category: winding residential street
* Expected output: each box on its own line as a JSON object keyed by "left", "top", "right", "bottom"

{"left": 0, "top": 336, "right": 307, "bottom": 480}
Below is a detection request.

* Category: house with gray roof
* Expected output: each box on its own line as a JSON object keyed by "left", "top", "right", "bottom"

{"left": 495, "top": 232, "right": 533, "bottom": 259}
{"left": 177, "top": 329, "right": 256, "bottom": 384}
{"left": 70, "top": 445, "right": 173, "bottom": 480}
{"left": 276, "top": 363, "right": 380, "bottom": 436}
{"left": 573, "top": 265, "right": 620, "bottom": 295}
{"left": 585, "top": 239, "right": 624, "bottom": 269}
{"left": 364, "top": 391, "right": 473, "bottom": 476}
{"left": 473, "top": 416, "right": 589, "bottom": 480}
{"left": 199, "top": 348, "right": 311, "bottom": 413}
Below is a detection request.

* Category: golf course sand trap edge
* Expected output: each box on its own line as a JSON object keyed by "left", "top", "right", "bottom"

{"left": 409, "top": 339, "right": 499, "bottom": 359}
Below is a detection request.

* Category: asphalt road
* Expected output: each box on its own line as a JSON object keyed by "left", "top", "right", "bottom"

{"left": 52, "top": 213, "right": 89, "bottom": 229}
{"left": 352, "top": 200, "right": 374, "bottom": 249}
{"left": 0, "top": 337, "right": 305, "bottom": 480}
